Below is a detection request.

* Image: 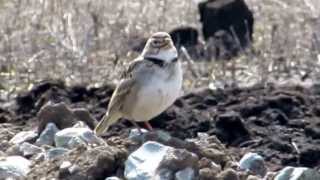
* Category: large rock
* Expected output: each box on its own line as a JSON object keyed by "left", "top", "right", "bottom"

{"left": 125, "top": 141, "right": 198, "bottom": 180}
{"left": 19, "top": 142, "right": 43, "bottom": 157}
{"left": 0, "top": 156, "right": 31, "bottom": 179}
{"left": 28, "top": 145, "right": 128, "bottom": 179}
{"left": 274, "top": 167, "right": 320, "bottom": 180}
{"left": 37, "top": 102, "right": 97, "bottom": 134}
{"left": 54, "top": 127, "right": 104, "bottom": 149}
{"left": 9, "top": 130, "right": 38, "bottom": 145}
{"left": 35, "top": 122, "right": 59, "bottom": 146}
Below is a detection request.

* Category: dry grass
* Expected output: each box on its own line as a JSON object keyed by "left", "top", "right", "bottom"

{"left": 0, "top": 0, "right": 319, "bottom": 100}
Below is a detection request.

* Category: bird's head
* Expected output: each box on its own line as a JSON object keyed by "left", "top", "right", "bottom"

{"left": 141, "top": 32, "right": 178, "bottom": 63}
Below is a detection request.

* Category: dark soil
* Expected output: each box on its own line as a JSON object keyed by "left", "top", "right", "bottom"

{"left": 1, "top": 80, "right": 320, "bottom": 171}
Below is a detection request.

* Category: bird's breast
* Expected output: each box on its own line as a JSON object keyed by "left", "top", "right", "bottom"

{"left": 130, "top": 70, "right": 182, "bottom": 121}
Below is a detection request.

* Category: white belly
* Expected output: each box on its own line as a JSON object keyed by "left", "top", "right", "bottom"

{"left": 130, "top": 73, "right": 182, "bottom": 121}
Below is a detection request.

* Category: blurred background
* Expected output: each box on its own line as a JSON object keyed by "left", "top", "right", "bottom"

{"left": 0, "top": 0, "right": 320, "bottom": 100}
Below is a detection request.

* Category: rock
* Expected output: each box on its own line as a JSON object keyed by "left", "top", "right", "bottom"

{"left": 37, "top": 102, "right": 76, "bottom": 133}
{"left": 46, "top": 147, "right": 69, "bottom": 160}
{"left": 199, "top": 168, "right": 217, "bottom": 180}
{"left": 37, "top": 103, "right": 98, "bottom": 134}
{"left": 35, "top": 122, "right": 59, "bottom": 146}
{"left": 0, "top": 156, "right": 31, "bottom": 179}
{"left": 125, "top": 141, "right": 171, "bottom": 179}
{"left": 59, "top": 161, "right": 80, "bottom": 177}
{"left": 175, "top": 167, "right": 196, "bottom": 180}
{"left": 128, "top": 128, "right": 148, "bottom": 142}
{"left": 160, "top": 148, "right": 199, "bottom": 171}
{"left": 247, "top": 175, "right": 261, "bottom": 180}
{"left": 125, "top": 141, "right": 198, "bottom": 180}
{"left": 155, "top": 168, "right": 174, "bottom": 180}
{"left": 72, "top": 108, "right": 98, "bottom": 129}
{"left": 19, "top": 142, "right": 43, "bottom": 157}
{"left": 217, "top": 168, "right": 239, "bottom": 180}
{"left": 189, "top": 133, "right": 231, "bottom": 167}
{"left": 105, "top": 177, "right": 122, "bottom": 180}
{"left": 54, "top": 127, "right": 103, "bottom": 149}
{"left": 198, "top": 157, "right": 221, "bottom": 175}
{"left": 28, "top": 145, "right": 128, "bottom": 179}
{"left": 9, "top": 130, "right": 38, "bottom": 144}
{"left": 239, "top": 152, "right": 267, "bottom": 177}
{"left": 274, "top": 166, "right": 320, "bottom": 180}
{"left": 72, "top": 121, "right": 90, "bottom": 128}
{"left": 6, "top": 144, "right": 22, "bottom": 156}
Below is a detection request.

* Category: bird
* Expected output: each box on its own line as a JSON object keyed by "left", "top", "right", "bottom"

{"left": 94, "top": 32, "right": 183, "bottom": 136}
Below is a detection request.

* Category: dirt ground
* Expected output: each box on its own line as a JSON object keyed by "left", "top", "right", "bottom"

{"left": 1, "top": 80, "right": 320, "bottom": 173}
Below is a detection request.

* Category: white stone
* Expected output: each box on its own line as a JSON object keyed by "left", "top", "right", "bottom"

{"left": 275, "top": 166, "right": 320, "bottom": 180}
{"left": 9, "top": 131, "right": 38, "bottom": 145}
{"left": 239, "top": 152, "right": 266, "bottom": 177}
{"left": 124, "top": 141, "right": 171, "bottom": 180}
{"left": 54, "top": 127, "right": 103, "bottom": 149}
{"left": 105, "top": 177, "right": 121, "bottom": 180}
{"left": 0, "top": 156, "right": 31, "bottom": 178}
{"left": 46, "top": 147, "right": 69, "bottom": 160}
{"left": 175, "top": 167, "right": 195, "bottom": 180}
{"left": 60, "top": 161, "right": 72, "bottom": 170}
{"left": 36, "top": 123, "right": 59, "bottom": 146}
{"left": 19, "top": 142, "right": 43, "bottom": 157}
{"left": 128, "top": 128, "right": 148, "bottom": 142}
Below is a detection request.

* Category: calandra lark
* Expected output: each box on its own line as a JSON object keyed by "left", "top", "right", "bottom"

{"left": 94, "top": 32, "right": 183, "bottom": 135}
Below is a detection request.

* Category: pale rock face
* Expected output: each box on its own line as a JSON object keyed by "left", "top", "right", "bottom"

{"left": 0, "top": 156, "right": 31, "bottom": 179}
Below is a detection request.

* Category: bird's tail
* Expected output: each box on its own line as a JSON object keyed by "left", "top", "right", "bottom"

{"left": 94, "top": 112, "right": 121, "bottom": 136}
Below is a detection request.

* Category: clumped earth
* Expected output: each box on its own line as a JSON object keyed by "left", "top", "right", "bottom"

{"left": 1, "top": 80, "right": 320, "bottom": 177}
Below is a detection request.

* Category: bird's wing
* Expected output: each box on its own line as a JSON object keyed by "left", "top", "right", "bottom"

{"left": 107, "top": 59, "right": 144, "bottom": 114}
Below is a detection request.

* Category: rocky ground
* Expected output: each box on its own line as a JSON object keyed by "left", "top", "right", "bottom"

{"left": 1, "top": 80, "right": 320, "bottom": 179}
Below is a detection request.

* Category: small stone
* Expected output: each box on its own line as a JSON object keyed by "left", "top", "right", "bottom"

{"left": 274, "top": 166, "right": 320, "bottom": 180}
{"left": 54, "top": 127, "right": 103, "bottom": 149}
{"left": 60, "top": 161, "right": 72, "bottom": 170}
{"left": 247, "top": 175, "right": 261, "bottom": 180}
{"left": 72, "top": 121, "right": 89, "bottom": 128}
{"left": 68, "top": 164, "right": 80, "bottom": 174}
{"left": 105, "top": 177, "right": 122, "bottom": 180}
{"left": 9, "top": 131, "right": 38, "bottom": 145}
{"left": 199, "top": 168, "right": 217, "bottom": 180}
{"left": 46, "top": 147, "right": 69, "bottom": 160}
{"left": 128, "top": 128, "right": 148, "bottom": 142}
{"left": 239, "top": 152, "right": 267, "bottom": 177}
{"left": 217, "top": 168, "right": 240, "bottom": 180}
{"left": 199, "top": 157, "right": 221, "bottom": 176}
{"left": 36, "top": 123, "right": 59, "bottom": 146}
{"left": 0, "top": 156, "right": 31, "bottom": 179}
{"left": 201, "top": 148, "right": 227, "bottom": 165}
{"left": 19, "top": 142, "right": 43, "bottom": 157}
{"left": 175, "top": 167, "right": 196, "bottom": 180}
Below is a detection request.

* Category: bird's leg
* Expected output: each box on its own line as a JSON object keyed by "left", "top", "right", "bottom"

{"left": 144, "top": 121, "right": 153, "bottom": 131}
{"left": 128, "top": 120, "right": 142, "bottom": 134}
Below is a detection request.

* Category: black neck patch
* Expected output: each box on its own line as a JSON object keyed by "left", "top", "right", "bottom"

{"left": 145, "top": 57, "right": 178, "bottom": 67}
{"left": 145, "top": 57, "right": 165, "bottom": 67}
